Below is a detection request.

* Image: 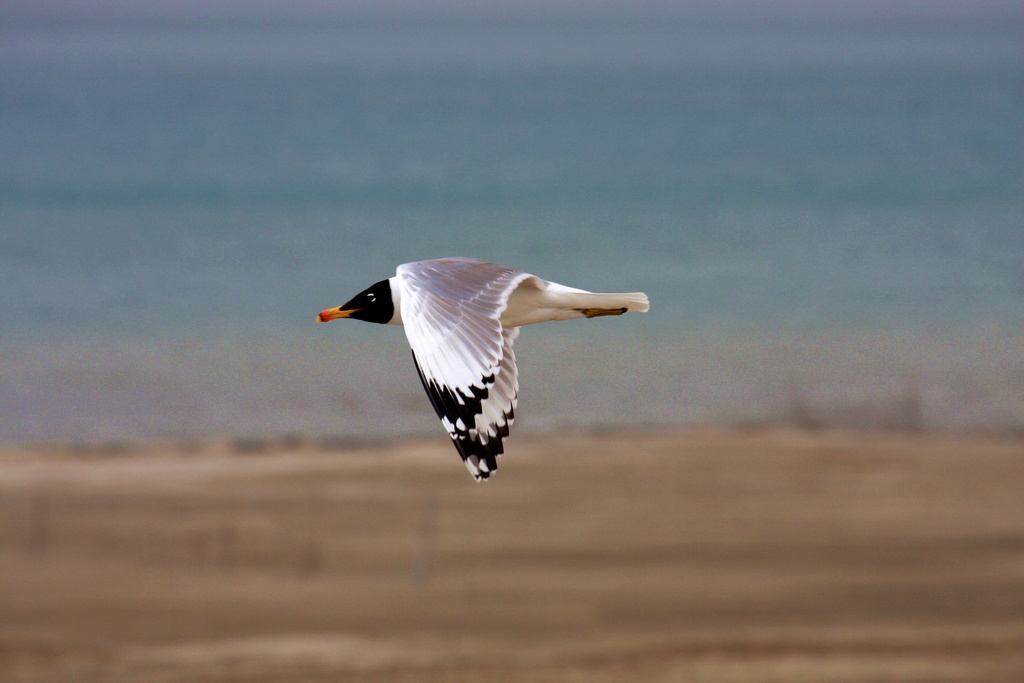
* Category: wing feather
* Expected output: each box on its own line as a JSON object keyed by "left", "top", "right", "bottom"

{"left": 398, "top": 258, "right": 528, "bottom": 480}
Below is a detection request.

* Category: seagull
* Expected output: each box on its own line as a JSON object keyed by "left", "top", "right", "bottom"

{"left": 317, "top": 257, "right": 649, "bottom": 480}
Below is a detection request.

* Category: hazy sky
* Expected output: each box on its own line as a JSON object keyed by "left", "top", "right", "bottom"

{"left": 5, "top": 0, "right": 1023, "bottom": 23}
{"left": 3, "top": 1, "right": 1019, "bottom": 74}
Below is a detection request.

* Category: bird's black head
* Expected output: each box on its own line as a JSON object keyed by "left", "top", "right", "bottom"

{"left": 317, "top": 278, "right": 394, "bottom": 325}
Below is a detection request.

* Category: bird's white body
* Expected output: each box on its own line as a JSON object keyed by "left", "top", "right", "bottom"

{"left": 386, "top": 270, "right": 649, "bottom": 328}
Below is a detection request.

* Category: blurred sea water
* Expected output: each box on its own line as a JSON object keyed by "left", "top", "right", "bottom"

{"left": 1, "top": 2, "right": 1021, "bottom": 441}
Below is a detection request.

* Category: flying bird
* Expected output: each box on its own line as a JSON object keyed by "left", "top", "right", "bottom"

{"left": 317, "top": 257, "right": 649, "bottom": 480}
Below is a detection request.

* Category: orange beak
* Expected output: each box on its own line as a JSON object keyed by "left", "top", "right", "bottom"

{"left": 317, "top": 306, "right": 359, "bottom": 323}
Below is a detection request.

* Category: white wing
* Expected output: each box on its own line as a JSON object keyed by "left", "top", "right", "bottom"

{"left": 397, "top": 258, "right": 531, "bottom": 480}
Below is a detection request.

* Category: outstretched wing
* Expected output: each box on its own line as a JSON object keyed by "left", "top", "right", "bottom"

{"left": 397, "top": 258, "right": 529, "bottom": 480}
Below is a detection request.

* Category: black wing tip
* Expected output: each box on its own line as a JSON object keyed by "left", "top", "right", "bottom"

{"left": 454, "top": 435, "right": 503, "bottom": 481}
{"left": 412, "top": 350, "right": 514, "bottom": 480}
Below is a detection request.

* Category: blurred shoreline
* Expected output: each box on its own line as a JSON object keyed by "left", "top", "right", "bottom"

{"left": 2, "top": 423, "right": 1022, "bottom": 467}
{"left": 3, "top": 327, "right": 1021, "bottom": 445}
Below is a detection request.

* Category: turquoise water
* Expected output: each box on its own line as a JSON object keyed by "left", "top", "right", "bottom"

{"left": 2, "top": 3, "right": 1022, "bottom": 440}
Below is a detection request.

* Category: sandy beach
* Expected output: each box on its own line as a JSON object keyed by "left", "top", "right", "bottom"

{"left": 1, "top": 428, "right": 1021, "bottom": 682}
